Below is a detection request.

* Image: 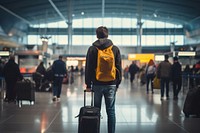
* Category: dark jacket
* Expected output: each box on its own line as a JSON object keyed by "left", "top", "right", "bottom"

{"left": 85, "top": 38, "right": 122, "bottom": 88}
{"left": 52, "top": 59, "right": 67, "bottom": 77}
{"left": 157, "top": 60, "right": 171, "bottom": 79}
{"left": 129, "top": 63, "right": 139, "bottom": 75}
{"left": 171, "top": 61, "right": 182, "bottom": 80}
{"left": 36, "top": 64, "right": 46, "bottom": 75}
{"left": 3, "top": 59, "right": 23, "bottom": 81}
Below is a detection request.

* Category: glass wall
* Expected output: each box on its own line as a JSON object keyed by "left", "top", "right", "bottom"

{"left": 28, "top": 18, "right": 183, "bottom": 46}
{"left": 28, "top": 35, "right": 68, "bottom": 45}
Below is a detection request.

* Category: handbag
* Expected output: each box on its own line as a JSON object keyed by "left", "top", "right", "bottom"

{"left": 153, "top": 76, "right": 160, "bottom": 89}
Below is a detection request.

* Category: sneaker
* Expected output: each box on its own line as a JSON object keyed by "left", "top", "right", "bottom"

{"left": 160, "top": 97, "right": 164, "bottom": 101}
{"left": 57, "top": 98, "right": 60, "bottom": 102}
{"left": 52, "top": 96, "right": 57, "bottom": 102}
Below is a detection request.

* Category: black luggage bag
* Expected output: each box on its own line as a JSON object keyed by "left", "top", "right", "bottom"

{"left": 77, "top": 90, "right": 100, "bottom": 133}
{"left": 183, "top": 87, "right": 200, "bottom": 117}
{"left": 16, "top": 79, "right": 35, "bottom": 106}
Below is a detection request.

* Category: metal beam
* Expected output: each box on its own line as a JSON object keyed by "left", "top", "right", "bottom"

{"left": 101, "top": 0, "right": 105, "bottom": 25}
{"left": 0, "top": 5, "right": 32, "bottom": 25}
{"left": 48, "top": 0, "right": 67, "bottom": 22}
{"left": 102, "top": 0, "right": 105, "bottom": 18}
{"left": 67, "top": 0, "right": 73, "bottom": 54}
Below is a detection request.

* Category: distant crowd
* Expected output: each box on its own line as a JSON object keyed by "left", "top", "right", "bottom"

{"left": 123, "top": 55, "right": 200, "bottom": 100}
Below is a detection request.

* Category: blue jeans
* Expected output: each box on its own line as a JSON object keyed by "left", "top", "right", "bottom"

{"left": 53, "top": 77, "right": 64, "bottom": 98}
{"left": 146, "top": 74, "right": 155, "bottom": 92}
{"left": 93, "top": 85, "right": 117, "bottom": 133}
{"left": 160, "top": 77, "right": 170, "bottom": 97}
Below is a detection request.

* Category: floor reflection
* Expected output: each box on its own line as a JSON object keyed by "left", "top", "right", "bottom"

{"left": 0, "top": 75, "right": 200, "bottom": 133}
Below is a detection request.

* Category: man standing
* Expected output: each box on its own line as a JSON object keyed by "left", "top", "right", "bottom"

{"left": 157, "top": 54, "right": 171, "bottom": 100}
{"left": 85, "top": 26, "right": 122, "bottom": 133}
{"left": 52, "top": 55, "right": 67, "bottom": 102}
{"left": 171, "top": 56, "right": 182, "bottom": 100}
{"left": 3, "top": 54, "right": 23, "bottom": 102}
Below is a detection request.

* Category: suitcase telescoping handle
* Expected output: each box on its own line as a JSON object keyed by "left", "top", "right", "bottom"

{"left": 84, "top": 90, "right": 94, "bottom": 107}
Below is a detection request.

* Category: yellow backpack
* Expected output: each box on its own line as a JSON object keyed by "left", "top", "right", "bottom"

{"left": 95, "top": 45, "right": 116, "bottom": 82}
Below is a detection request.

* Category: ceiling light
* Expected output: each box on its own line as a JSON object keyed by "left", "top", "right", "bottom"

{"left": 81, "top": 12, "right": 84, "bottom": 15}
{"left": 8, "top": 33, "right": 13, "bottom": 36}
{"left": 153, "top": 13, "right": 157, "bottom": 18}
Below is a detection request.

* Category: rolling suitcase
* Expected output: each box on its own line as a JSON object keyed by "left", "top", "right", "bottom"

{"left": 77, "top": 90, "right": 100, "bottom": 133}
{"left": 16, "top": 79, "right": 35, "bottom": 107}
{"left": 183, "top": 87, "right": 200, "bottom": 117}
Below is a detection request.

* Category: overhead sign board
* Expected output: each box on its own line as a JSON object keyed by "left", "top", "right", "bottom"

{"left": 128, "top": 54, "right": 154, "bottom": 63}
{"left": 0, "top": 51, "right": 9, "bottom": 56}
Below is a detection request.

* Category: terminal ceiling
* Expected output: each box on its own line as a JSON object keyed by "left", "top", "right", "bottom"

{"left": 0, "top": 0, "right": 200, "bottom": 34}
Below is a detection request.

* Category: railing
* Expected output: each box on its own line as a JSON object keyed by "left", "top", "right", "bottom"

{"left": 182, "top": 73, "right": 200, "bottom": 92}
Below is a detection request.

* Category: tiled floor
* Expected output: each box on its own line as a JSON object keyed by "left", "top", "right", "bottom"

{"left": 0, "top": 75, "right": 200, "bottom": 133}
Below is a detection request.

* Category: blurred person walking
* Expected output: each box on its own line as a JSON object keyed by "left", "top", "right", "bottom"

{"left": 128, "top": 61, "right": 139, "bottom": 83}
{"left": 146, "top": 59, "right": 156, "bottom": 94}
{"left": 33, "top": 61, "right": 46, "bottom": 90}
{"left": 36, "top": 61, "right": 46, "bottom": 76}
{"left": 52, "top": 55, "right": 67, "bottom": 102}
{"left": 157, "top": 54, "right": 172, "bottom": 100}
{"left": 3, "top": 54, "right": 23, "bottom": 102}
{"left": 171, "top": 57, "right": 182, "bottom": 100}
{"left": 183, "top": 64, "right": 191, "bottom": 88}
{"left": 123, "top": 65, "right": 129, "bottom": 79}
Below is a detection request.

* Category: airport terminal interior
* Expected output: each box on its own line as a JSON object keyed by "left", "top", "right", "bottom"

{"left": 0, "top": 0, "right": 200, "bottom": 133}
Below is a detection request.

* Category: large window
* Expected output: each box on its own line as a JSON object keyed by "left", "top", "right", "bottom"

{"left": 141, "top": 35, "right": 184, "bottom": 46}
{"left": 31, "top": 18, "right": 182, "bottom": 29}
{"left": 28, "top": 35, "right": 68, "bottom": 45}
{"left": 28, "top": 17, "right": 184, "bottom": 46}
{"left": 28, "top": 35, "right": 39, "bottom": 44}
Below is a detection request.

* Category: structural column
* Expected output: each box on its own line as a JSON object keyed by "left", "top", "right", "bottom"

{"left": 136, "top": 0, "right": 143, "bottom": 53}
{"left": 101, "top": 0, "right": 105, "bottom": 24}
{"left": 137, "top": 19, "right": 143, "bottom": 53}
{"left": 67, "top": 0, "right": 73, "bottom": 54}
